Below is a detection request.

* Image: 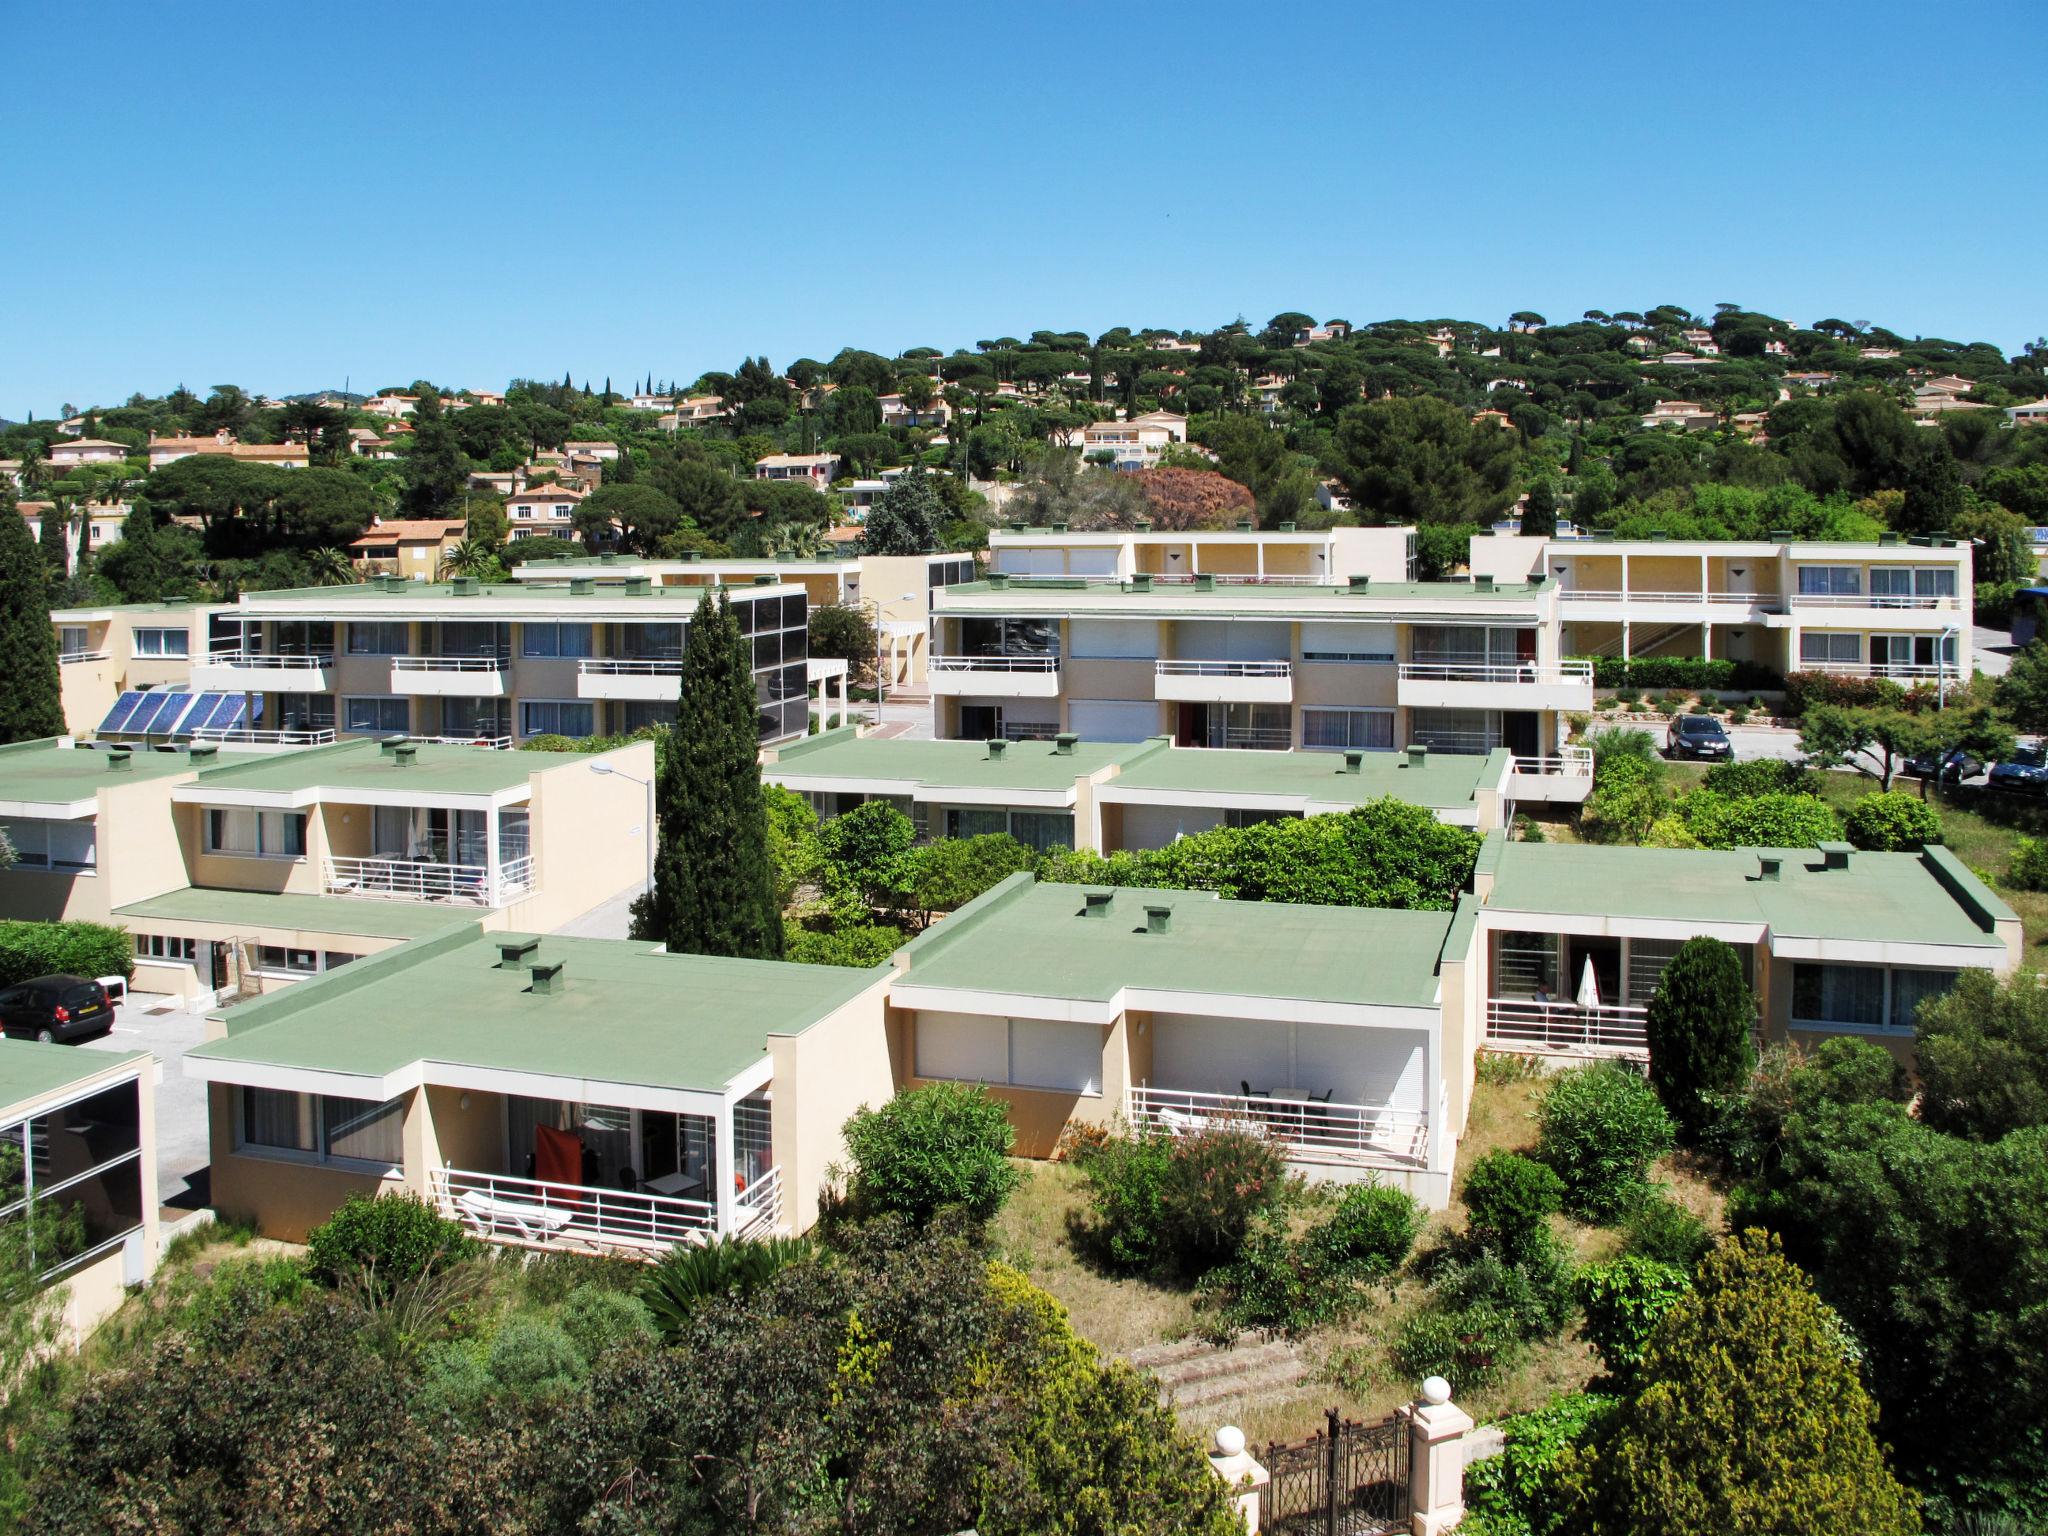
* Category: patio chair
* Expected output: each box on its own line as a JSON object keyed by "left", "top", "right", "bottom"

{"left": 1156, "top": 1107, "right": 1207, "bottom": 1137}
{"left": 453, "top": 1189, "right": 575, "bottom": 1245}
{"left": 1240, "top": 1080, "right": 1272, "bottom": 1099}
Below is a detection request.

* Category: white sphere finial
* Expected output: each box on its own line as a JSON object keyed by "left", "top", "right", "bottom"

{"left": 1421, "top": 1375, "right": 1452, "bottom": 1406}
{"left": 1214, "top": 1425, "right": 1247, "bottom": 1458}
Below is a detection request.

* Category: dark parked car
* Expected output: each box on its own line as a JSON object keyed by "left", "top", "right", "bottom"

{"left": 0, "top": 974, "right": 114, "bottom": 1044}
{"left": 1989, "top": 744, "right": 2048, "bottom": 795}
{"left": 1905, "top": 747, "right": 1984, "bottom": 785}
{"left": 1666, "top": 715, "right": 1734, "bottom": 761}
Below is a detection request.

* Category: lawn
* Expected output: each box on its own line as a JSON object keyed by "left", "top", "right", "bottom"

{"left": 991, "top": 1071, "right": 1725, "bottom": 1446}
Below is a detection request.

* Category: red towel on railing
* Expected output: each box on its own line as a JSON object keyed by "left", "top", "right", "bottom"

{"left": 534, "top": 1124, "right": 585, "bottom": 1210}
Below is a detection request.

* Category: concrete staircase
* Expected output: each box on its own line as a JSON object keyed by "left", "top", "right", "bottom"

{"left": 1126, "top": 1336, "right": 1310, "bottom": 1411}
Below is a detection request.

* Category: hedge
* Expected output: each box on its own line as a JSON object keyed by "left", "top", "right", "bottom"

{"left": 0, "top": 920, "right": 134, "bottom": 988}
{"left": 1782, "top": 671, "right": 1906, "bottom": 715}
{"left": 1582, "top": 656, "right": 1783, "bottom": 693}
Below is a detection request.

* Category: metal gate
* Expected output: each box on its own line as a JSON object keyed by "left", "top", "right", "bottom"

{"left": 1263, "top": 1408, "right": 1409, "bottom": 1535}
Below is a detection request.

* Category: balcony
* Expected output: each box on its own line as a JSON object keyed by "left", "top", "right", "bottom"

{"left": 1485, "top": 998, "right": 1648, "bottom": 1058}
{"left": 58, "top": 648, "right": 111, "bottom": 665}
{"left": 324, "top": 853, "right": 535, "bottom": 906}
{"left": 431, "top": 1165, "right": 781, "bottom": 1257}
{"left": 927, "top": 654, "right": 1062, "bottom": 698}
{"left": 1507, "top": 745, "right": 1595, "bottom": 804}
{"left": 189, "top": 726, "right": 339, "bottom": 750}
{"left": 1127, "top": 1086, "right": 1428, "bottom": 1171}
{"left": 1153, "top": 659, "right": 1293, "bottom": 705}
{"left": 1558, "top": 588, "right": 1784, "bottom": 617}
{"left": 577, "top": 657, "right": 683, "bottom": 701}
{"left": 1397, "top": 659, "right": 1594, "bottom": 711}
{"left": 191, "top": 651, "right": 334, "bottom": 693}
{"left": 391, "top": 654, "right": 508, "bottom": 696}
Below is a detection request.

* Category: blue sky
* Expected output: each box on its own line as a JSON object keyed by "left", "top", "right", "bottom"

{"left": 4, "top": 2, "right": 2040, "bottom": 416}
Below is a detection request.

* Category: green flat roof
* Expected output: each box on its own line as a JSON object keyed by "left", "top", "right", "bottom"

{"left": 235, "top": 580, "right": 790, "bottom": 604}
{"left": 767, "top": 728, "right": 1156, "bottom": 793}
{"left": 0, "top": 739, "right": 201, "bottom": 804}
{"left": 190, "top": 928, "right": 885, "bottom": 1095}
{"left": 1484, "top": 840, "right": 2014, "bottom": 948}
{"left": 899, "top": 874, "right": 1451, "bottom": 1009}
{"left": 189, "top": 738, "right": 538, "bottom": 797}
{"left": 0, "top": 1041, "right": 149, "bottom": 1116}
{"left": 50, "top": 600, "right": 205, "bottom": 617}
{"left": 1108, "top": 746, "right": 1503, "bottom": 812}
{"left": 114, "top": 888, "right": 483, "bottom": 941}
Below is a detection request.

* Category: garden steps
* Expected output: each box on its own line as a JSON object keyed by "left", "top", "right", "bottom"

{"left": 1127, "top": 1337, "right": 1310, "bottom": 1409}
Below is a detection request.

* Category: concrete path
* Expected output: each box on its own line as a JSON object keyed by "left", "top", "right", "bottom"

{"left": 80, "top": 992, "right": 213, "bottom": 1208}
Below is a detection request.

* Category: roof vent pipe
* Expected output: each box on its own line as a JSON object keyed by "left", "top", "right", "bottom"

{"left": 1757, "top": 856, "right": 1782, "bottom": 882}
{"left": 530, "top": 961, "right": 566, "bottom": 996}
{"left": 380, "top": 734, "right": 407, "bottom": 757}
{"left": 1342, "top": 750, "right": 1365, "bottom": 774}
{"left": 1145, "top": 904, "right": 1172, "bottom": 935}
{"left": 497, "top": 938, "right": 540, "bottom": 969}
{"left": 1407, "top": 744, "right": 1429, "bottom": 768}
{"left": 1054, "top": 733, "right": 1078, "bottom": 756}
{"left": 106, "top": 749, "right": 132, "bottom": 772}
{"left": 986, "top": 739, "right": 1007, "bottom": 760}
{"left": 1820, "top": 842, "right": 1852, "bottom": 871}
{"left": 1129, "top": 572, "right": 1153, "bottom": 591}
{"left": 1083, "top": 891, "right": 1114, "bottom": 919}
{"left": 1194, "top": 573, "right": 1216, "bottom": 591}
{"left": 1348, "top": 574, "right": 1371, "bottom": 592}
{"left": 394, "top": 744, "right": 417, "bottom": 767}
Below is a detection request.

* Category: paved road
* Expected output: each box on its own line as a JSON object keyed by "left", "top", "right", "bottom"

{"left": 1975, "top": 622, "right": 2016, "bottom": 678}
{"left": 80, "top": 992, "right": 212, "bottom": 1208}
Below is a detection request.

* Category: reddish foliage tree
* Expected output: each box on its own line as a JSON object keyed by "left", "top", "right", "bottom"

{"left": 1132, "top": 467, "right": 1255, "bottom": 530}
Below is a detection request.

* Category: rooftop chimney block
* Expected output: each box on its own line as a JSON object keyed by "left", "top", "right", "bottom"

{"left": 1054, "top": 733, "right": 1078, "bottom": 756}
{"left": 1145, "top": 905, "right": 1172, "bottom": 935}
{"left": 1083, "top": 891, "right": 1114, "bottom": 919}
{"left": 530, "top": 961, "right": 566, "bottom": 995}
{"left": 498, "top": 938, "right": 540, "bottom": 969}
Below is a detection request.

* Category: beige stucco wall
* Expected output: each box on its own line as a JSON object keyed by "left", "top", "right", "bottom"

{"left": 894, "top": 1004, "right": 1128, "bottom": 1161}
{"left": 0, "top": 772, "right": 195, "bottom": 926}
{"left": 767, "top": 974, "right": 896, "bottom": 1232}
{"left": 497, "top": 738, "right": 654, "bottom": 931}
{"left": 176, "top": 797, "right": 328, "bottom": 897}
{"left": 206, "top": 1082, "right": 400, "bottom": 1239}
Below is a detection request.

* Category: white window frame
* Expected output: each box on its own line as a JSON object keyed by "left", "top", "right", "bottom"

{"left": 234, "top": 1088, "right": 403, "bottom": 1175}
{"left": 521, "top": 622, "right": 594, "bottom": 659}
{"left": 1790, "top": 961, "right": 1956, "bottom": 1035}
{"left": 914, "top": 1012, "right": 1103, "bottom": 1096}
{"left": 132, "top": 627, "right": 190, "bottom": 657}
{"left": 345, "top": 621, "right": 411, "bottom": 656}
{"left": 204, "top": 808, "right": 307, "bottom": 860}
{"left": 1301, "top": 707, "right": 1396, "bottom": 752}
{"left": 133, "top": 934, "right": 198, "bottom": 962}
{"left": 342, "top": 695, "right": 411, "bottom": 735}
{"left": 0, "top": 818, "right": 97, "bottom": 874}
{"left": 518, "top": 699, "right": 596, "bottom": 738}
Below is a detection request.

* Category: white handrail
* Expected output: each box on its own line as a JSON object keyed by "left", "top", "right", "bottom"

{"left": 432, "top": 1167, "right": 716, "bottom": 1254}
{"left": 393, "top": 654, "right": 508, "bottom": 672}
{"left": 58, "top": 649, "right": 111, "bottom": 664}
{"left": 1790, "top": 591, "right": 1959, "bottom": 609}
{"left": 191, "top": 726, "right": 339, "bottom": 746}
{"left": 201, "top": 651, "right": 332, "bottom": 669}
{"left": 1486, "top": 998, "right": 1649, "bottom": 1053}
{"left": 1560, "top": 589, "right": 1782, "bottom": 608}
{"left": 1510, "top": 748, "right": 1594, "bottom": 776}
{"left": 1155, "top": 659, "right": 1292, "bottom": 677}
{"left": 409, "top": 733, "right": 513, "bottom": 749}
{"left": 324, "top": 855, "right": 511, "bottom": 903}
{"left": 929, "top": 654, "right": 1060, "bottom": 673}
{"left": 1127, "top": 1085, "right": 1428, "bottom": 1167}
{"left": 1797, "top": 661, "right": 1958, "bottom": 680}
{"left": 1400, "top": 660, "right": 1593, "bottom": 685}
{"left": 734, "top": 1165, "right": 782, "bottom": 1237}
{"left": 578, "top": 658, "right": 683, "bottom": 676}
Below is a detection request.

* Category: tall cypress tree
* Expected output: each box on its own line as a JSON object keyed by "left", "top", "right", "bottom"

{"left": 37, "top": 499, "right": 69, "bottom": 579}
{"left": 0, "top": 488, "right": 67, "bottom": 743}
{"left": 630, "top": 590, "right": 783, "bottom": 959}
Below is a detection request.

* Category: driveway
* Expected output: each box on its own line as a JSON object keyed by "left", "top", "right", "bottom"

{"left": 1975, "top": 623, "right": 2016, "bottom": 678}
{"left": 79, "top": 991, "right": 213, "bottom": 1209}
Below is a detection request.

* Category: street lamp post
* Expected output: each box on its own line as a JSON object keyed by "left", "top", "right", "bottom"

{"left": 588, "top": 761, "right": 655, "bottom": 898}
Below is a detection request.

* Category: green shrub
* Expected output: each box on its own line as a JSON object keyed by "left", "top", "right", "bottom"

{"left": 1643, "top": 936, "right": 1757, "bottom": 1142}
{"left": 1611, "top": 689, "right": 1641, "bottom": 709}
{"left": 1583, "top": 657, "right": 1774, "bottom": 693}
{"left": 1304, "top": 1184, "right": 1422, "bottom": 1281}
{"left": 1619, "top": 1194, "right": 1712, "bottom": 1269}
{"left": 1701, "top": 757, "right": 1809, "bottom": 798}
{"left": 640, "top": 1234, "right": 815, "bottom": 1340}
{"left": 414, "top": 1339, "right": 492, "bottom": 1416}
{"left": 1464, "top": 1391, "right": 1618, "bottom": 1536}
{"left": 1157, "top": 1127, "right": 1289, "bottom": 1273}
{"left": 1431, "top": 1237, "right": 1577, "bottom": 1342}
{"left": 1843, "top": 791, "right": 1943, "bottom": 851}
{"left": 2008, "top": 836, "right": 2048, "bottom": 891}
{"left": 1575, "top": 1255, "right": 1691, "bottom": 1387}
{"left": 1674, "top": 788, "right": 1842, "bottom": 850}
{"left": 1076, "top": 1132, "right": 1176, "bottom": 1270}
{"left": 1198, "top": 1218, "right": 1331, "bottom": 1337}
{"left": 1785, "top": 671, "right": 1902, "bottom": 714}
{"left": 1728, "top": 706, "right": 1751, "bottom": 725}
{"left": 1657, "top": 690, "right": 1689, "bottom": 714}
{"left": 784, "top": 920, "right": 906, "bottom": 968}
{"left": 485, "top": 1316, "right": 586, "bottom": 1396}
{"left": 556, "top": 1285, "right": 656, "bottom": 1359}
{"left": 303, "top": 1191, "right": 476, "bottom": 1291}
{"left": 0, "top": 919, "right": 133, "bottom": 988}
{"left": 1537, "top": 1065, "right": 1674, "bottom": 1222}
{"left": 842, "top": 1082, "right": 1019, "bottom": 1224}
{"left": 1461, "top": 1151, "right": 1564, "bottom": 1262}
{"left": 1515, "top": 814, "right": 1547, "bottom": 844}
{"left": 1394, "top": 1305, "right": 1523, "bottom": 1390}
{"left": 513, "top": 1251, "right": 645, "bottom": 1305}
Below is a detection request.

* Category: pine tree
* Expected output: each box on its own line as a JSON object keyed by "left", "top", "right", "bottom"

{"left": 1521, "top": 479, "right": 1559, "bottom": 539}
{"left": 1567, "top": 435, "right": 1584, "bottom": 477}
{"left": 0, "top": 488, "right": 67, "bottom": 744}
{"left": 1562, "top": 1230, "right": 1918, "bottom": 1536}
{"left": 37, "top": 499, "right": 69, "bottom": 578}
{"left": 630, "top": 590, "right": 783, "bottom": 959}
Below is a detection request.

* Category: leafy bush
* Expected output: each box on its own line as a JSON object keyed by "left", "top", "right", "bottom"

{"left": 1303, "top": 1184, "right": 1422, "bottom": 1280}
{"left": 1619, "top": 1194, "right": 1712, "bottom": 1269}
{"left": 815, "top": 799, "right": 916, "bottom": 906}
{"left": 0, "top": 919, "right": 133, "bottom": 988}
{"left": 485, "top": 1315, "right": 586, "bottom": 1396}
{"left": 1430, "top": 1236, "right": 1578, "bottom": 1343}
{"left": 1537, "top": 1065, "right": 1674, "bottom": 1222}
{"left": 304, "top": 1191, "right": 476, "bottom": 1292}
{"left": 1075, "top": 1132, "right": 1175, "bottom": 1270}
{"left": 1157, "top": 1127, "right": 1290, "bottom": 1273}
{"left": 1785, "top": 671, "right": 1903, "bottom": 714}
{"left": 1701, "top": 757, "right": 1809, "bottom": 797}
{"left": 557, "top": 1285, "right": 656, "bottom": 1359}
{"left": 1914, "top": 967, "right": 2048, "bottom": 1141}
{"left": 1580, "top": 745, "right": 1670, "bottom": 844}
{"left": 1575, "top": 1255, "right": 1691, "bottom": 1386}
{"left": 2008, "top": 836, "right": 2048, "bottom": 891}
{"left": 1843, "top": 790, "right": 1943, "bottom": 851}
{"left": 1674, "top": 789, "right": 1842, "bottom": 850}
{"left": 640, "top": 1233, "right": 819, "bottom": 1340}
{"left": 1394, "top": 1305, "right": 1523, "bottom": 1390}
{"left": 1198, "top": 1217, "right": 1331, "bottom": 1337}
{"left": 842, "top": 1082, "right": 1019, "bottom": 1224}
{"left": 1584, "top": 657, "right": 1777, "bottom": 693}
{"left": 784, "top": 920, "right": 905, "bottom": 968}
{"left": 907, "top": 834, "right": 1039, "bottom": 915}
{"left": 1461, "top": 1151, "right": 1564, "bottom": 1262}
{"left": 514, "top": 1250, "right": 645, "bottom": 1305}
{"left": 1644, "top": 936, "right": 1756, "bottom": 1141}
{"left": 1464, "top": 1391, "right": 1617, "bottom": 1536}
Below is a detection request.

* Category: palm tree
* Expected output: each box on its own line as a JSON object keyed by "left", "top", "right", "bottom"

{"left": 306, "top": 546, "right": 357, "bottom": 586}
{"left": 771, "top": 521, "right": 826, "bottom": 561}
{"left": 439, "top": 537, "right": 498, "bottom": 579}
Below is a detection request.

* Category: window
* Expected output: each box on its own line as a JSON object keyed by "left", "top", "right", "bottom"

{"left": 1888, "top": 968, "right": 1955, "bottom": 1031}
{"left": 1800, "top": 632, "right": 1862, "bottom": 665}
{"left": 914, "top": 1011, "right": 1103, "bottom": 1095}
{"left": 1069, "top": 619, "right": 1159, "bottom": 659}
{"left": 344, "top": 696, "right": 410, "bottom": 734}
{"left": 132, "top": 627, "right": 190, "bottom": 657}
{"left": 1203, "top": 702, "right": 1291, "bottom": 750}
{"left": 59, "top": 626, "right": 90, "bottom": 658}
{"left": 519, "top": 700, "right": 595, "bottom": 738}
{"left": 346, "top": 621, "right": 410, "bottom": 656}
{"left": 0, "top": 819, "right": 97, "bottom": 873}
{"left": 238, "top": 1089, "right": 402, "bottom": 1172}
{"left": 1, "top": 1078, "right": 146, "bottom": 1279}
{"left": 1797, "top": 566, "right": 1860, "bottom": 597}
{"left": 1791, "top": 963, "right": 1889, "bottom": 1030}
{"left": 205, "top": 808, "right": 307, "bottom": 858}
{"left": 1870, "top": 567, "right": 1958, "bottom": 604}
{"left": 521, "top": 622, "right": 594, "bottom": 659}
{"left": 1302, "top": 708, "right": 1395, "bottom": 752}
{"left": 253, "top": 946, "right": 321, "bottom": 975}
{"left": 134, "top": 934, "right": 198, "bottom": 962}
{"left": 939, "top": 808, "right": 1074, "bottom": 852}
{"left": 1300, "top": 621, "right": 1396, "bottom": 664}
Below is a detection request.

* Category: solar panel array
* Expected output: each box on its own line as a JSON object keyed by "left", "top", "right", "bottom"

{"left": 96, "top": 690, "right": 249, "bottom": 739}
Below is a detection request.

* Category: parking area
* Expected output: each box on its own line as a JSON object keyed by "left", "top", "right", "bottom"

{"left": 77, "top": 991, "right": 214, "bottom": 1209}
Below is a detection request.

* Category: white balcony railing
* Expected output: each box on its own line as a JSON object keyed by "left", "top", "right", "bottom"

{"left": 1559, "top": 589, "right": 1782, "bottom": 610}
{"left": 1789, "top": 592, "right": 1960, "bottom": 609}
{"left": 1400, "top": 659, "right": 1594, "bottom": 686}
{"left": 735, "top": 1165, "right": 782, "bottom": 1237}
{"left": 1509, "top": 746, "right": 1594, "bottom": 777}
{"left": 1128, "top": 1085, "right": 1429, "bottom": 1167}
{"left": 409, "top": 733, "right": 513, "bottom": 749}
{"left": 201, "top": 650, "right": 334, "bottom": 669}
{"left": 1486, "top": 998, "right": 1649, "bottom": 1055}
{"left": 1796, "top": 660, "right": 1960, "bottom": 681}
{"left": 190, "top": 726, "right": 339, "bottom": 747}
{"left": 324, "top": 854, "right": 534, "bottom": 904}
{"left": 432, "top": 1167, "right": 716, "bottom": 1256}
{"left": 393, "top": 654, "right": 508, "bottom": 673}
{"left": 58, "top": 649, "right": 111, "bottom": 664}
{"left": 1154, "top": 659, "right": 1292, "bottom": 679}
{"left": 578, "top": 658, "right": 683, "bottom": 677}
{"left": 929, "top": 654, "right": 1060, "bottom": 674}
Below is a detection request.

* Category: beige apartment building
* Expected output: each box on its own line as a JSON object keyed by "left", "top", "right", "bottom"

{"left": 50, "top": 600, "right": 221, "bottom": 737}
